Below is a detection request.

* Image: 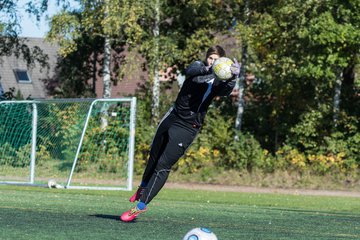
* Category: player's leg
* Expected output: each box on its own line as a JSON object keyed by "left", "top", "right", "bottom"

{"left": 122, "top": 117, "right": 174, "bottom": 221}
{"left": 140, "top": 121, "right": 199, "bottom": 204}
{"left": 121, "top": 121, "right": 198, "bottom": 222}
{"left": 129, "top": 108, "right": 175, "bottom": 202}
{"left": 129, "top": 130, "right": 168, "bottom": 202}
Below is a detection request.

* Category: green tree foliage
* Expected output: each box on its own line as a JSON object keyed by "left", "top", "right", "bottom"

{"left": 47, "top": 0, "right": 243, "bottom": 81}
{"left": 236, "top": 0, "right": 360, "bottom": 151}
{"left": 46, "top": 0, "right": 243, "bottom": 113}
{"left": 46, "top": 1, "right": 146, "bottom": 56}
{"left": 45, "top": 1, "right": 153, "bottom": 99}
{"left": 42, "top": 1, "right": 359, "bottom": 178}
{"left": 158, "top": 0, "right": 242, "bottom": 70}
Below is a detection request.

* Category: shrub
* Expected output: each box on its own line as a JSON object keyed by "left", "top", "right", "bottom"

{"left": 176, "top": 107, "right": 273, "bottom": 174}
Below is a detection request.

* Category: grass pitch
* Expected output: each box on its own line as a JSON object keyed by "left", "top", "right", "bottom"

{"left": 0, "top": 185, "right": 359, "bottom": 240}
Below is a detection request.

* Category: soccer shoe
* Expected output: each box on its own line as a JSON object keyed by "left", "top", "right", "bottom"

{"left": 129, "top": 186, "right": 145, "bottom": 202}
{"left": 120, "top": 206, "right": 147, "bottom": 222}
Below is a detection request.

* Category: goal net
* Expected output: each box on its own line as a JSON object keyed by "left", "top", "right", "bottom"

{"left": 0, "top": 98, "right": 136, "bottom": 190}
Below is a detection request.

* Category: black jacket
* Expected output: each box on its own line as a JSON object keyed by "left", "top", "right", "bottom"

{"left": 174, "top": 60, "right": 236, "bottom": 126}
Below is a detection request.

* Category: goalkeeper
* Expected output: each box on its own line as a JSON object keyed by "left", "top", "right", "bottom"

{"left": 121, "top": 45, "right": 240, "bottom": 222}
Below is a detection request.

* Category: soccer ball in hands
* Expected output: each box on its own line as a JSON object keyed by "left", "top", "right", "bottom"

{"left": 183, "top": 227, "right": 218, "bottom": 240}
{"left": 212, "top": 57, "right": 234, "bottom": 80}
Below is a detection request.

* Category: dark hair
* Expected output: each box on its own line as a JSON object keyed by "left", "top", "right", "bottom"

{"left": 206, "top": 45, "right": 226, "bottom": 59}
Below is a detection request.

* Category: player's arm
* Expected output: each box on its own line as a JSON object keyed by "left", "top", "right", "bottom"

{"left": 216, "top": 79, "right": 236, "bottom": 96}
{"left": 185, "top": 61, "right": 209, "bottom": 78}
{"left": 191, "top": 74, "right": 216, "bottom": 84}
{"left": 185, "top": 60, "right": 215, "bottom": 84}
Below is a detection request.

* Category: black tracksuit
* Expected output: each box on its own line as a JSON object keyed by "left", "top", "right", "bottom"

{"left": 140, "top": 60, "right": 236, "bottom": 204}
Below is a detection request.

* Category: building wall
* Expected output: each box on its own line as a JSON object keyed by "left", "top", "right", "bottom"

{"left": 92, "top": 49, "right": 148, "bottom": 98}
{"left": 0, "top": 38, "right": 149, "bottom": 100}
{"left": 0, "top": 38, "right": 59, "bottom": 99}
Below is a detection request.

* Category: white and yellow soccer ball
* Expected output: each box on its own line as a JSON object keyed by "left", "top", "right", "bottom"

{"left": 212, "top": 57, "right": 234, "bottom": 80}
{"left": 183, "top": 227, "right": 218, "bottom": 240}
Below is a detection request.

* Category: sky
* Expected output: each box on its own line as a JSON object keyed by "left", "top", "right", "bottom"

{"left": 18, "top": 1, "right": 59, "bottom": 38}
{"left": 18, "top": 1, "right": 77, "bottom": 38}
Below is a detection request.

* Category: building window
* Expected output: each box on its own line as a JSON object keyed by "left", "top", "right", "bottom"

{"left": 13, "top": 69, "right": 32, "bottom": 83}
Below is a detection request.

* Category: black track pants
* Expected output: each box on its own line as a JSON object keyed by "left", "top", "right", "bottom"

{"left": 140, "top": 108, "right": 199, "bottom": 204}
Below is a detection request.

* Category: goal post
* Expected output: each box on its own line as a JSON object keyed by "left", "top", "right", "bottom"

{"left": 66, "top": 98, "right": 136, "bottom": 190}
{"left": 0, "top": 100, "right": 38, "bottom": 185}
{"left": 0, "top": 98, "right": 136, "bottom": 191}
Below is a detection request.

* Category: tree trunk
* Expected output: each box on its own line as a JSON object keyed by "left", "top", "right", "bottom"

{"left": 151, "top": 0, "right": 160, "bottom": 122}
{"left": 333, "top": 71, "right": 343, "bottom": 128}
{"left": 102, "top": 37, "right": 111, "bottom": 99}
{"left": 92, "top": 50, "right": 97, "bottom": 95}
{"left": 234, "top": 46, "right": 247, "bottom": 132}
{"left": 101, "top": 36, "right": 111, "bottom": 130}
{"left": 234, "top": 0, "right": 249, "bottom": 139}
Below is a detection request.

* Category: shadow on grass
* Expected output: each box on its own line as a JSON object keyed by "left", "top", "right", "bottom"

{"left": 90, "top": 214, "right": 120, "bottom": 221}
{"left": 90, "top": 214, "right": 138, "bottom": 223}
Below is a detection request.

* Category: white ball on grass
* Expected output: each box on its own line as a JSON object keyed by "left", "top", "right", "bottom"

{"left": 183, "top": 227, "right": 218, "bottom": 240}
{"left": 47, "top": 179, "right": 57, "bottom": 188}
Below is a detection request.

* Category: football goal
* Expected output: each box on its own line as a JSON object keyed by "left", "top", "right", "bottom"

{"left": 0, "top": 98, "right": 136, "bottom": 191}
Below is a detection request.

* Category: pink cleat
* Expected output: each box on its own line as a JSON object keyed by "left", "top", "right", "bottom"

{"left": 129, "top": 187, "right": 145, "bottom": 202}
{"left": 120, "top": 206, "right": 147, "bottom": 222}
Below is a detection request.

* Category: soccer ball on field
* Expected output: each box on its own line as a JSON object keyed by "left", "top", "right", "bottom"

{"left": 183, "top": 227, "right": 218, "bottom": 240}
{"left": 47, "top": 179, "right": 64, "bottom": 189}
{"left": 212, "top": 57, "right": 234, "bottom": 80}
{"left": 48, "top": 179, "right": 57, "bottom": 188}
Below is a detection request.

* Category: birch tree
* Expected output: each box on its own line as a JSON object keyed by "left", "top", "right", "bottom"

{"left": 46, "top": 0, "right": 146, "bottom": 97}
{"left": 102, "top": 1, "right": 111, "bottom": 99}
{"left": 151, "top": 0, "right": 160, "bottom": 121}
{"left": 234, "top": 0, "right": 250, "bottom": 139}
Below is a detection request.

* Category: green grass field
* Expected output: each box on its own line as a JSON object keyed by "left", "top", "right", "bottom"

{"left": 0, "top": 185, "right": 359, "bottom": 240}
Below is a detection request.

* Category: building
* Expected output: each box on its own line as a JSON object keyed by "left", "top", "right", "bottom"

{"left": 0, "top": 37, "right": 149, "bottom": 100}
{"left": 0, "top": 38, "right": 59, "bottom": 99}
